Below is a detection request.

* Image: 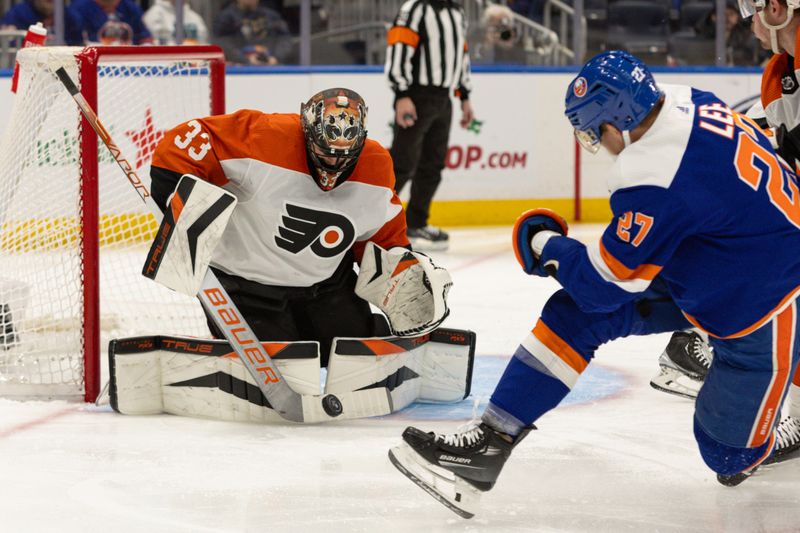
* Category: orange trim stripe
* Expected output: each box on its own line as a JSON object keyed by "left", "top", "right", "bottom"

{"left": 387, "top": 26, "right": 420, "bottom": 48}
{"left": 762, "top": 54, "right": 788, "bottom": 109}
{"left": 532, "top": 320, "right": 588, "bottom": 374}
{"left": 793, "top": 365, "right": 800, "bottom": 386}
{"left": 222, "top": 342, "right": 289, "bottom": 359}
{"left": 598, "top": 241, "right": 662, "bottom": 281}
{"left": 263, "top": 342, "right": 289, "bottom": 357}
{"left": 690, "top": 284, "right": 800, "bottom": 339}
{"left": 391, "top": 258, "right": 418, "bottom": 277}
{"left": 750, "top": 304, "right": 794, "bottom": 447}
{"left": 170, "top": 194, "right": 185, "bottom": 222}
{"left": 361, "top": 339, "right": 408, "bottom": 356}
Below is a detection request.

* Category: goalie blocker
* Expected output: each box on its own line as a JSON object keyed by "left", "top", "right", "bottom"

{"left": 109, "top": 328, "right": 475, "bottom": 422}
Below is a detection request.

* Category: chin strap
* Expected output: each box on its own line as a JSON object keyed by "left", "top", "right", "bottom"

{"left": 622, "top": 130, "right": 632, "bottom": 148}
{"left": 759, "top": 6, "right": 795, "bottom": 54}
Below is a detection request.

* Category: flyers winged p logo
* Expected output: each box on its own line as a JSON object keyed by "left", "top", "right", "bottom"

{"left": 275, "top": 203, "right": 356, "bottom": 258}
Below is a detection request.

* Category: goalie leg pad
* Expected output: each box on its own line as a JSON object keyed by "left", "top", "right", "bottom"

{"left": 109, "top": 335, "right": 321, "bottom": 422}
{"left": 325, "top": 328, "right": 475, "bottom": 413}
{"left": 143, "top": 174, "right": 237, "bottom": 297}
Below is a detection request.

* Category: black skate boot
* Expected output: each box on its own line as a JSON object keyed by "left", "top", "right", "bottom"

{"left": 407, "top": 225, "right": 449, "bottom": 252}
{"left": 717, "top": 469, "right": 758, "bottom": 487}
{"left": 650, "top": 331, "right": 712, "bottom": 399}
{"left": 388, "top": 422, "right": 533, "bottom": 518}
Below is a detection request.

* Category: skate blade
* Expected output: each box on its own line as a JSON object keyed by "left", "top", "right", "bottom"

{"left": 649, "top": 367, "right": 702, "bottom": 400}
{"left": 717, "top": 469, "right": 756, "bottom": 487}
{"left": 388, "top": 443, "right": 480, "bottom": 519}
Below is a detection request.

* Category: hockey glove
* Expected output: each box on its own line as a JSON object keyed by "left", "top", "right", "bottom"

{"left": 512, "top": 208, "right": 568, "bottom": 277}
{"left": 355, "top": 242, "right": 452, "bottom": 337}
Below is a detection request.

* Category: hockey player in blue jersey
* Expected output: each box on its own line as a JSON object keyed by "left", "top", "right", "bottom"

{"left": 387, "top": 50, "right": 800, "bottom": 519}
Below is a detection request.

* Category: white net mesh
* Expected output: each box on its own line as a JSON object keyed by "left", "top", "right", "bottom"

{"left": 0, "top": 47, "right": 215, "bottom": 399}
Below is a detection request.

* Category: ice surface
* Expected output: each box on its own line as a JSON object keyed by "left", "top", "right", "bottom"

{"left": 1, "top": 226, "right": 798, "bottom": 533}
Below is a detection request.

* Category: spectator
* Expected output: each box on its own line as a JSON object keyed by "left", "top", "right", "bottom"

{"left": 694, "top": 0, "right": 768, "bottom": 65}
{"left": 143, "top": 0, "right": 209, "bottom": 45}
{"left": 507, "top": 0, "right": 543, "bottom": 23}
{"left": 470, "top": 4, "right": 528, "bottom": 65}
{"left": 0, "top": 0, "right": 83, "bottom": 45}
{"left": 213, "top": 0, "right": 293, "bottom": 66}
{"left": 69, "top": 0, "right": 153, "bottom": 45}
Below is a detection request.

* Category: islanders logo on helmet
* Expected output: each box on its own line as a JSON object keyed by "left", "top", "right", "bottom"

{"left": 572, "top": 77, "right": 588, "bottom": 98}
{"left": 564, "top": 51, "right": 662, "bottom": 153}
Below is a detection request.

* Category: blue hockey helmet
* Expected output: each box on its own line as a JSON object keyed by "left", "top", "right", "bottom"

{"left": 565, "top": 51, "right": 662, "bottom": 153}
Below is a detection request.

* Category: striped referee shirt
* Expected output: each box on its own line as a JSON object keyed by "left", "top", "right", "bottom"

{"left": 385, "top": 0, "right": 473, "bottom": 100}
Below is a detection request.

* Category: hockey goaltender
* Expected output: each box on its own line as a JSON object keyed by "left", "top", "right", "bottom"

{"left": 106, "top": 88, "right": 475, "bottom": 423}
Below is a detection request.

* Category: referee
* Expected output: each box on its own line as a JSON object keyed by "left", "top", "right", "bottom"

{"left": 385, "top": 0, "right": 474, "bottom": 251}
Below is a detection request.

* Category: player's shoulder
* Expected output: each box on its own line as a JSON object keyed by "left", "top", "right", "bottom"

{"left": 762, "top": 52, "right": 791, "bottom": 108}
{"left": 609, "top": 85, "right": 694, "bottom": 192}
{"left": 349, "top": 140, "right": 395, "bottom": 188}
{"left": 174, "top": 110, "right": 300, "bottom": 139}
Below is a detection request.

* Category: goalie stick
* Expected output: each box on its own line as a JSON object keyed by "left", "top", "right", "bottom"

{"left": 53, "top": 67, "right": 392, "bottom": 422}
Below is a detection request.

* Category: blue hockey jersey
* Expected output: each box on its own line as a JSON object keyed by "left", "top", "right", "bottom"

{"left": 542, "top": 84, "right": 800, "bottom": 339}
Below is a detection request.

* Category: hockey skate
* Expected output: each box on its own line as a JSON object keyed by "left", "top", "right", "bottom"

{"left": 718, "top": 417, "right": 800, "bottom": 485}
{"left": 388, "top": 422, "right": 533, "bottom": 519}
{"left": 649, "top": 331, "right": 712, "bottom": 400}
{"left": 763, "top": 416, "right": 800, "bottom": 465}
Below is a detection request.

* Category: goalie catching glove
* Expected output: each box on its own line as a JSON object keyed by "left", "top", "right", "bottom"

{"left": 355, "top": 242, "right": 452, "bottom": 336}
{"left": 513, "top": 208, "right": 568, "bottom": 277}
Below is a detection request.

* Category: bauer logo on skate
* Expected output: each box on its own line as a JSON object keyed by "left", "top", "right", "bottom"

{"left": 275, "top": 203, "right": 355, "bottom": 258}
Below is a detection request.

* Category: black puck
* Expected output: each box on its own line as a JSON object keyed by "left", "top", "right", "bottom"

{"left": 322, "top": 394, "right": 343, "bottom": 417}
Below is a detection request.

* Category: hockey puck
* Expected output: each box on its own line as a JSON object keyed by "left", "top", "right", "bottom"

{"left": 322, "top": 394, "right": 343, "bottom": 417}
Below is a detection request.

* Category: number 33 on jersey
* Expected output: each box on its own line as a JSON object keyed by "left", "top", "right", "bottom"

{"left": 174, "top": 119, "right": 212, "bottom": 161}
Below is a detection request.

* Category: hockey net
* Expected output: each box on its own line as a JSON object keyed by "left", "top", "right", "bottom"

{"left": 0, "top": 46, "right": 225, "bottom": 401}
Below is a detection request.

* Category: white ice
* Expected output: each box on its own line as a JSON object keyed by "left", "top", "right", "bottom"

{"left": 1, "top": 226, "right": 799, "bottom": 533}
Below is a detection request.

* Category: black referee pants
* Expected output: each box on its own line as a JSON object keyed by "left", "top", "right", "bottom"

{"left": 391, "top": 86, "right": 453, "bottom": 229}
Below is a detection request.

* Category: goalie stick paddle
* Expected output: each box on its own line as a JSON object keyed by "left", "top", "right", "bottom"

{"left": 53, "top": 67, "right": 391, "bottom": 422}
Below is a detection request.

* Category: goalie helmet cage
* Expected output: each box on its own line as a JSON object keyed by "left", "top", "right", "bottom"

{"left": 0, "top": 46, "right": 225, "bottom": 402}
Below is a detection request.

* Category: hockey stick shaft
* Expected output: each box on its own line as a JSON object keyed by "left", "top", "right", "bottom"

{"left": 54, "top": 67, "right": 390, "bottom": 422}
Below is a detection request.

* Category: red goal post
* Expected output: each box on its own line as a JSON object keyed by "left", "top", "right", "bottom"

{"left": 0, "top": 46, "right": 225, "bottom": 402}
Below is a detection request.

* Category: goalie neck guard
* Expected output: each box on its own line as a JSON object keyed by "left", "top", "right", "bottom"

{"left": 301, "top": 88, "right": 368, "bottom": 191}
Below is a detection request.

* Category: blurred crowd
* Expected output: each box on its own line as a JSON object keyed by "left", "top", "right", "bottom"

{"left": 0, "top": 0, "right": 770, "bottom": 67}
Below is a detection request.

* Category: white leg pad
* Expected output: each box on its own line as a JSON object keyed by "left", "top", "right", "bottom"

{"left": 325, "top": 328, "right": 475, "bottom": 412}
{"left": 110, "top": 335, "right": 320, "bottom": 422}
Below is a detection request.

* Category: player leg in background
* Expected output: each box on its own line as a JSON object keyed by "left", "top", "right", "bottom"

{"left": 391, "top": 88, "right": 452, "bottom": 251}
{"left": 653, "top": 330, "right": 800, "bottom": 465}
{"left": 650, "top": 329, "right": 712, "bottom": 399}
{"left": 389, "top": 282, "right": 693, "bottom": 517}
{"left": 696, "top": 301, "right": 800, "bottom": 485}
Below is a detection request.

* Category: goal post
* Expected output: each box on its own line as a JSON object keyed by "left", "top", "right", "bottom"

{"left": 0, "top": 46, "right": 226, "bottom": 402}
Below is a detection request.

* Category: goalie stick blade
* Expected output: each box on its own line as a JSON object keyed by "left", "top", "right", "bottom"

{"left": 649, "top": 367, "right": 702, "bottom": 400}
{"left": 388, "top": 443, "right": 480, "bottom": 519}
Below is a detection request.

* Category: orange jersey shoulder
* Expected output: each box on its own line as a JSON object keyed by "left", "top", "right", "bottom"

{"left": 349, "top": 140, "right": 397, "bottom": 190}
{"left": 152, "top": 111, "right": 311, "bottom": 184}
{"left": 762, "top": 53, "right": 790, "bottom": 110}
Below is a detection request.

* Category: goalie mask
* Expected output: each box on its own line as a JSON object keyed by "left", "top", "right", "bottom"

{"left": 301, "top": 88, "right": 368, "bottom": 191}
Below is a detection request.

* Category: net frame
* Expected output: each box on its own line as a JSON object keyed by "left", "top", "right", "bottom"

{"left": 0, "top": 45, "right": 225, "bottom": 402}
